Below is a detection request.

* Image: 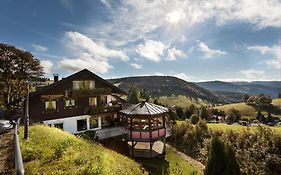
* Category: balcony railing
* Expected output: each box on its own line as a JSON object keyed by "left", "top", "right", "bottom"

{"left": 86, "top": 105, "right": 122, "bottom": 115}
{"left": 127, "top": 128, "right": 166, "bottom": 141}
{"left": 72, "top": 88, "right": 112, "bottom": 97}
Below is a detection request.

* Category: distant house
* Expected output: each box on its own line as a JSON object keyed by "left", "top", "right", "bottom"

{"left": 29, "top": 69, "right": 126, "bottom": 134}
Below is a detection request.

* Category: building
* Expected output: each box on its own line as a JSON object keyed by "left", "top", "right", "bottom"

{"left": 28, "top": 69, "right": 171, "bottom": 157}
{"left": 120, "top": 101, "right": 170, "bottom": 158}
{"left": 29, "top": 69, "right": 126, "bottom": 134}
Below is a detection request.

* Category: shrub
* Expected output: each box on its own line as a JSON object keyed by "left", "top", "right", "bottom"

{"left": 191, "top": 114, "right": 199, "bottom": 124}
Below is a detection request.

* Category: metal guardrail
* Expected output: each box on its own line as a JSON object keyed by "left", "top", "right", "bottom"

{"left": 14, "top": 118, "right": 24, "bottom": 175}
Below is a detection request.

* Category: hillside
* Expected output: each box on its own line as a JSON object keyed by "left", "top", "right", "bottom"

{"left": 196, "top": 81, "right": 281, "bottom": 100}
{"left": 215, "top": 98, "right": 281, "bottom": 119}
{"left": 108, "top": 76, "right": 224, "bottom": 104}
{"left": 19, "top": 125, "right": 147, "bottom": 175}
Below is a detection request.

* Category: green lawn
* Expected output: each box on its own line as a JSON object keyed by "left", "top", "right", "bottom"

{"left": 19, "top": 125, "right": 147, "bottom": 175}
{"left": 138, "top": 146, "right": 202, "bottom": 175}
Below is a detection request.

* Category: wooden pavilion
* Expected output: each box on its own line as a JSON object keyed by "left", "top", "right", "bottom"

{"left": 119, "top": 101, "right": 169, "bottom": 158}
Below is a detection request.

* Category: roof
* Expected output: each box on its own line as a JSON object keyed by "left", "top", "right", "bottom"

{"left": 29, "top": 69, "right": 126, "bottom": 98}
{"left": 120, "top": 101, "right": 168, "bottom": 116}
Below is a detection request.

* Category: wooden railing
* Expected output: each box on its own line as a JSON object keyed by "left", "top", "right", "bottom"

{"left": 14, "top": 118, "right": 24, "bottom": 175}
{"left": 72, "top": 88, "right": 112, "bottom": 97}
{"left": 127, "top": 128, "right": 166, "bottom": 140}
{"left": 86, "top": 105, "right": 122, "bottom": 115}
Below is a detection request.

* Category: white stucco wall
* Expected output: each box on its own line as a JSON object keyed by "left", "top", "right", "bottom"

{"left": 43, "top": 115, "right": 101, "bottom": 134}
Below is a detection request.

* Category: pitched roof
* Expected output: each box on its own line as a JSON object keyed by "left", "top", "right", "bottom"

{"left": 120, "top": 101, "right": 168, "bottom": 116}
{"left": 29, "top": 69, "right": 126, "bottom": 97}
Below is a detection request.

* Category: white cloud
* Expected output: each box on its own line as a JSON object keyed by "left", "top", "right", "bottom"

{"left": 174, "top": 73, "right": 194, "bottom": 81}
{"left": 32, "top": 44, "right": 48, "bottom": 52}
{"left": 100, "top": 0, "right": 112, "bottom": 9}
{"left": 136, "top": 40, "right": 167, "bottom": 62}
{"left": 248, "top": 44, "right": 281, "bottom": 69}
{"left": 86, "top": 0, "right": 281, "bottom": 48}
{"left": 130, "top": 63, "right": 143, "bottom": 69}
{"left": 40, "top": 60, "right": 54, "bottom": 74}
{"left": 240, "top": 69, "right": 266, "bottom": 80}
{"left": 60, "top": 53, "right": 112, "bottom": 74}
{"left": 196, "top": 40, "right": 226, "bottom": 58}
{"left": 167, "top": 47, "right": 186, "bottom": 61}
{"left": 60, "top": 31, "right": 128, "bottom": 74}
{"left": 65, "top": 31, "right": 128, "bottom": 61}
{"left": 60, "top": 0, "right": 72, "bottom": 10}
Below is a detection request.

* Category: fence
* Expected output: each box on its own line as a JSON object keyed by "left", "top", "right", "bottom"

{"left": 14, "top": 118, "right": 24, "bottom": 175}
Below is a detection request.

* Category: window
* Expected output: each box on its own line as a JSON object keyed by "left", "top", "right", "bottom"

{"left": 89, "top": 97, "right": 97, "bottom": 107}
{"left": 77, "top": 119, "right": 87, "bottom": 131}
{"left": 73, "top": 80, "right": 95, "bottom": 90}
{"left": 65, "top": 99, "right": 76, "bottom": 108}
{"left": 99, "top": 95, "right": 107, "bottom": 106}
{"left": 54, "top": 123, "right": 63, "bottom": 129}
{"left": 89, "top": 117, "right": 99, "bottom": 129}
{"left": 45, "top": 100, "right": 57, "bottom": 111}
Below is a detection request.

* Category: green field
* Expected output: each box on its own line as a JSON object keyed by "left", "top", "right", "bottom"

{"left": 215, "top": 98, "right": 281, "bottom": 119}
{"left": 207, "top": 123, "right": 281, "bottom": 134}
{"left": 20, "top": 125, "right": 147, "bottom": 175}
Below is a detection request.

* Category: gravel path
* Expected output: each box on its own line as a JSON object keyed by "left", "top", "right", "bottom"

{"left": 0, "top": 130, "right": 14, "bottom": 175}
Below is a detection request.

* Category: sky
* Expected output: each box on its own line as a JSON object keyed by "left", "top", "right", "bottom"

{"left": 0, "top": 0, "right": 281, "bottom": 82}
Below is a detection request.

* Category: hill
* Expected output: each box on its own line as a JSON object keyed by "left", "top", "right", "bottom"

{"left": 108, "top": 76, "right": 224, "bottom": 104}
{"left": 19, "top": 125, "right": 147, "bottom": 175}
{"left": 196, "top": 81, "right": 281, "bottom": 101}
{"left": 215, "top": 98, "right": 281, "bottom": 119}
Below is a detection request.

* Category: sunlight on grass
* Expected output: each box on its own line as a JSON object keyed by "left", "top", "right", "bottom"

{"left": 19, "top": 125, "right": 147, "bottom": 175}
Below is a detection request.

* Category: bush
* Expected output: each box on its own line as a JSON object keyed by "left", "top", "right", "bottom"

{"left": 191, "top": 114, "right": 199, "bottom": 124}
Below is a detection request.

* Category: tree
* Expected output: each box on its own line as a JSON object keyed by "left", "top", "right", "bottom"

{"left": 243, "top": 94, "right": 250, "bottom": 103}
{"left": 278, "top": 93, "right": 281, "bottom": 99}
{"left": 176, "top": 106, "right": 184, "bottom": 119}
{"left": 225, "top": 145, "right": 240, "bottom": 175}
{"left": 127, "top": 85, "right": 140, "bottom": 104}
{"left": 204, "top": 136, "right": 226, "bottom": 175}
{"left": 140, "top": 88, "right": 150, "bottom": 101}
{"left": 190, "top": 114, "right": 199, "bottom": 124}
{"left": 257, "top": 95, "right": 272, "bottom": 106}
{"left": 256, "top": 110, "right": 265, "bottom": 123}
{"left": 0, "top": 43, "right": 43, "bottom": 112}
{"left": 199, "top": 106, "right": 209, "bottom": 120}
{"left": 227, "top": 108, "right": 241, "bottom": 122}
{"left": 188, "top": 104, "right": 197, "bottom": 115}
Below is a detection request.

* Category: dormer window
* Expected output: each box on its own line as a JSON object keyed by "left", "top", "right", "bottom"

{"left": 65, "top": 99, "right": 76, "bottom": 108}
{"left": 44, "top": 100, "right": 57, "bottom": 111}
{"left": 73, "top": 80, "right": 95, "bottom": 90}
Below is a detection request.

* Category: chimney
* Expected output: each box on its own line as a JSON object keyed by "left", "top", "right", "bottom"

{"left": 53, "top": 74, "right": 59, "bottom": 83}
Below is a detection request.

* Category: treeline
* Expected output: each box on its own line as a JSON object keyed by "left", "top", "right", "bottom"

{"left": 169, "top": 120, "right": 281, "bottom": 175}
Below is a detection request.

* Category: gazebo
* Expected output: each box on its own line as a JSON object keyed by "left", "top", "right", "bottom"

{"left": 119, "top": 101, "right": 169, "bottom": 158}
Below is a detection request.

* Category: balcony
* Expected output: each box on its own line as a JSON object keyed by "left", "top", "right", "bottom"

{"left": 86, "top": 105, "right": 122, "bottom": 115}
{"left": 71, "top": 88, "right": 112, "bottom": 97}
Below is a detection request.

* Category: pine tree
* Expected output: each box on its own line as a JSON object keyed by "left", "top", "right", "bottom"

{"left": 127, "top": 85, "right": 140, "bottom": 104}
{"left": 225, "top": 145, "right": 240, "bottom": 175}
{"left": 204, "top": 136, "right": 226, "bottom": 175}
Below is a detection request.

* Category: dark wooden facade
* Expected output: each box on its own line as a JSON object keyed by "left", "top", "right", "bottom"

{"left": 29, "top": 69, "right": 125, "bottom": 122}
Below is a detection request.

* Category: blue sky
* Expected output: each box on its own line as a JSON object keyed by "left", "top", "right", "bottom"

{"left": 0, "top": 0, "right": 280, "bottom": 82}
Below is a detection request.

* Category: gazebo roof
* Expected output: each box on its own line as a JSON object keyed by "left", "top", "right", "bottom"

{"left": 120, "top": 101, "right": 168, "bottom": 116}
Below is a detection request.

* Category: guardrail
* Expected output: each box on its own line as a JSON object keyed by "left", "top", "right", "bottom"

{"left": 14, "top": 118, "right": 24, "bottom": 175}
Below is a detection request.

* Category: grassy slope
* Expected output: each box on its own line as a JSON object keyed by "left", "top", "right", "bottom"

{"left": 139, "top": 146, "right": 202, "bottom": 175}
{"left": 207, "top": 123, "right": 281, "bottom": 135}
{"left": 19, "top": 125, "right": 147, "bottom": 175}
{"left": 157, "top": 95, "right": 209, "bottom": 108}
{"left": 215, "top": 98, "right": 281, "bottom": 119}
